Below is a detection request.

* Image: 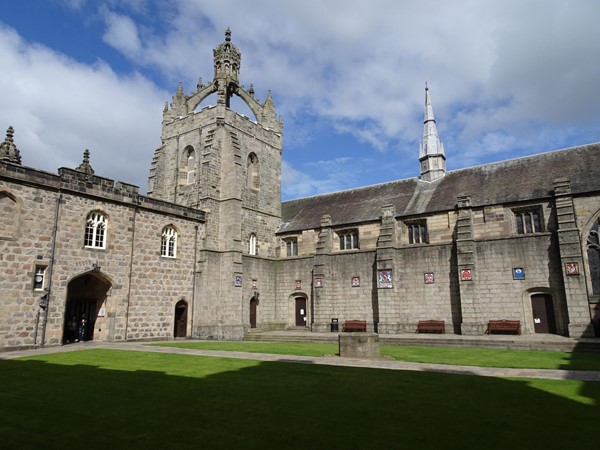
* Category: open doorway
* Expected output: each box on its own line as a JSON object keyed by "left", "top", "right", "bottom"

{"left": 63, "top": 272, "right": 111, "bottom": 343}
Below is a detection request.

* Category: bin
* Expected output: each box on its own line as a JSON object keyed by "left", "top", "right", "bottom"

{"left": 330, "top": 318, "right": 339, "bottom": 332}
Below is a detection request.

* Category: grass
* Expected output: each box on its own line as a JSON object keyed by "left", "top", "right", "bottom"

{"left": 153, "top": 341, "right": 600, "bottom": 371}
{"left": 1, "top": 349, "right": 599, "bottom": 449}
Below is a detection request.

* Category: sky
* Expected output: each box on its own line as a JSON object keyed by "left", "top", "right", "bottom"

{"left": 1, "top": 0, "right": 599, "bottom": 201}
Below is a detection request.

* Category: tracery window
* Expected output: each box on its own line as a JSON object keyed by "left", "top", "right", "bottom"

{"left": 338, "top": 230, "right": 359, "bottom": 250}
{"left": 407, "top": 221, "right": 428, "bottom": 244}
{"left": 84, "top": 212, "right": 107, "bottom": 249}
{"left": 161, "top": 226, "right": 177, "bottom": 258}
{"left": 587, "top": 217, "right": 600, "bottom": 296}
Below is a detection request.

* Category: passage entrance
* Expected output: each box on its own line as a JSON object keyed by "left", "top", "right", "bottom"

{"left": 531, "top": 294, "right": 557, "bottom": 334}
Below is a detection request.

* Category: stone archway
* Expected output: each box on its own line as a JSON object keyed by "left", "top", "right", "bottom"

{"left": 63, "top": 272, "right": 111, "bottom": 343}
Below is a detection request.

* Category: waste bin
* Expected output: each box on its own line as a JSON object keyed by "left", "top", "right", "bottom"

{"left": 331, "top": 318, "right": 339, "bottom": 332}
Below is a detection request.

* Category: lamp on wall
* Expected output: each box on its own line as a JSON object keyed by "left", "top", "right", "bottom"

{"left": 92, "top": 261, "right": 101, "bottom": 272}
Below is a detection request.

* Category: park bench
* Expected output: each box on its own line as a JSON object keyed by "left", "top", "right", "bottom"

{"left": 343, "top": 320, "right": 367, "bottom": 332}
{"left": 416, "top": 320, "right": 445, "bottom": 333}
{"left": 486, "top": 319, "right": 521, "bottom": 335}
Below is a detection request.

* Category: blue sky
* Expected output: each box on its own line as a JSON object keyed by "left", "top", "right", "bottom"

{"left": 1, "top": 0, "right": 599, "bottom": 200}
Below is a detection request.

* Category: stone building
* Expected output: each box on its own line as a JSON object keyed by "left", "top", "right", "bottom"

{"left": 1, "top": 30, "right": 599, "bottom": 350}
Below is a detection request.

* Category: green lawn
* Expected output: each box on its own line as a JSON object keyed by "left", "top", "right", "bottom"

{"left": 153, "top": 341, "right": 600, "bottom": 371}
{"left": 1, "top": 349, "right": 599, "bottom": 449}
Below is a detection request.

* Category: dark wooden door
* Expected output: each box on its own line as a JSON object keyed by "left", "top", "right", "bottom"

{"left": 250, "top": 297, "right": 257, "bottom": 328}
{"left": 531, "top": 294, "right": 557, "bottom": 334}
{"left": 174, "top": 301, "right": 187, "bottom": 338}
{"left": 295, "top": 297, "right": 307, "bottom": 326}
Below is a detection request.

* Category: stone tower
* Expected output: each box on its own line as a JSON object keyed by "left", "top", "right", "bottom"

{"left": 419, "top": 84, "right": 446, "bottom": 182}
{"left": 148, "top": 29, "right": 283, "bottom": 339}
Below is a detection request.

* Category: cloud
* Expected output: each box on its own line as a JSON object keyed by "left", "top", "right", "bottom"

{"left": 0, "top": 24, "right": 166, "bottom": 191}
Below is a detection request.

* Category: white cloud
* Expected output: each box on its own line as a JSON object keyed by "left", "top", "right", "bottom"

{"left": 0, "top": 25, "right": 166, "bottom": 190}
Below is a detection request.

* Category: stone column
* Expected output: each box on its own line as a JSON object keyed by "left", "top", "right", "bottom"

{"left": 553, "top": 178, "right": 594, "bottom": 337}
{"left": 376, "top": 205, "right": 399, "bottom": 333}
{"left": 312, "top": 215, "right": 333, "bottom": 332}
{"left": 456, "top": 195, "right": 483, "bottom": 335}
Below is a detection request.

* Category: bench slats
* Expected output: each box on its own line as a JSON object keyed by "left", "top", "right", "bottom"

{"left": 487, "top": 320, "right": 521, "bottom": 335}
{"left": 416, "top": 320, "right": 445, "bottom": 333}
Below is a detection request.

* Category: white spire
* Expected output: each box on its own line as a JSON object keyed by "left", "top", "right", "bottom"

{"left": 419, "top": 83, "right": 446, "bottom": 182}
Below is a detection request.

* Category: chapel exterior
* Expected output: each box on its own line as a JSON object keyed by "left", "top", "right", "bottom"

{"left": 1, "top": 30, "right": 599, "bottom": 350}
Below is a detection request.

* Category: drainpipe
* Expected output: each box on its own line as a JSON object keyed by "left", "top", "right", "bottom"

{"left": 124, "top": 206, "right": 138, "bottom": 341}
{"left": 40, "top": 193, "right": 62, "bottom": 347}
{"left": 190, "top": 224, "right": 199, "bottom": 337}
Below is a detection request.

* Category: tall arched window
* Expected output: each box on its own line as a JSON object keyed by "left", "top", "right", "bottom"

{"left": 179, "top": 146, "right": 196, "bottom": 185}
{"left": 161, "top": 226, "right": 177, "bottom": 258}
{"left": 186, "top": 148, "right": 196, "bottom": 184}
{"left": 588, "top": 216, "right": 600, "bottom": 296}
{"left": 84, "top": 212, "right": 107, "bottom": 249}
{"left": 247, "top": 153, "right": 259, "bottom": 190}
{"left": 249, "top": 233, "right": 257, "bottom": 255}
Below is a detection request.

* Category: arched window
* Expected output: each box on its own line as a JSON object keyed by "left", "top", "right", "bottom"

{"left": 247, "top": 153, "right": 259, "bottom": 190}
{"left": 179, "top": 146, "right": 196, "bottom": 185}
{"left": 84, "top": 212, "right": 107, "bottom": 249}
{"left": 161, "top": 226, "right": 177, "bottom": 258}
{"left": 187, "top": 149, "right": 196, "bottom": 184}
{"left": 588, "top": 217, "right": 600, "bottom": 296}
{"left": 249, "top": 233, "right": 257, "bottom": 255}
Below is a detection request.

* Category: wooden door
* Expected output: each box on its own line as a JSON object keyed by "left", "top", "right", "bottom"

{"left": 174, "top": 301, "right": 187, "bottom": 338}
{"left": 250, "top": 297, "right": 257, "bottom": 328}
{"left": 295, "top": 297, "right": 307, "bottom": 327}
{"left": 531, "top": 294, "right": 557, "bottom": 334}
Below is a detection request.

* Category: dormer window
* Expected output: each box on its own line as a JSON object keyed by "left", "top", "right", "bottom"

{"left": 338, "top": 230, "right": 359, "bottom": 250}
{"left": 407, "top": 220, "right": 428, "bottom": 244}
{"left": 514, "top": 208, "right": 543, "bottom": 234}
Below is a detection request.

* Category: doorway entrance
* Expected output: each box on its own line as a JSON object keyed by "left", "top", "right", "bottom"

{"left": 250, "top": 296, "right": 258, "bottom": 328}
{"left": 174, "top": 300, "right": 188, "bottom": 338}
{"left": 295, "top": 297, "right": 307, "bottom": 327}
{"left": 63, "top": 272, "right": 111, "bottom": 343}
{"left": 531, "top": 293, "right": 557, "bottom": 334}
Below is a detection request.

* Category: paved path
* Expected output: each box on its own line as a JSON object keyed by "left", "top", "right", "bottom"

{"left": 2, "top": 341, "right": 599, "bottom": 381}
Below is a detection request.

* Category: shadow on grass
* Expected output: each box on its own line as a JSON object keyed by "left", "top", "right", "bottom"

{"left": 1, "top": 349, "right": 599, "bottom": 449}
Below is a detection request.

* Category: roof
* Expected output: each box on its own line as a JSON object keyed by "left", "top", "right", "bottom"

{"left": 279, "top": 142, "right": 600, "bottom": 233}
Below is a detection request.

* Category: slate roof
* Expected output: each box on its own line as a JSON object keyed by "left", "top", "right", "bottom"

{"left": 279, "top": 143, "right": 600, "bottom": 233}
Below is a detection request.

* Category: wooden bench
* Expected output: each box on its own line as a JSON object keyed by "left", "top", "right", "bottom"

{"left": 486, "top": 320, "right": 521, "bottom": 335}
{"left": 343, "top": 320, "right": 367, "bottom": 332}
{"left": 416, "top": 320, "right": 445, "bottom": 334}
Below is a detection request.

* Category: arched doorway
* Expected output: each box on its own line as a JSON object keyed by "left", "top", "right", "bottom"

{"left": 63, "top": 272, "right": 111, "bottom": 343}
{"left": 249, "top": 295, "right": 258, "bottom": 328}
{"left": 174, "top": 300, "right": 188, "bottom": 338}
{"left": 531, "top": 293, "right": 557, "bottom": 334}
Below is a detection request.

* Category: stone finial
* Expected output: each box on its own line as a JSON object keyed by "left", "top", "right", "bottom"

{"left": 248, "top": 83, "right": 255, "bottom": 97}
{"left": 457, "top": 194, "right": 471, "bottom": 208}
{"left": 320, "top": 214, "right": 332, "bottom": 228}
{"left": 76, "top": 149, "right": 95, "bottom": 175}
{"left": 0, "top": 126, "right": 22, "bottom": 165}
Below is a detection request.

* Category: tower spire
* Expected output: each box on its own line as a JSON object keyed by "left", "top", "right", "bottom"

{"left": 419, "top": 84, "right": 446, "bottom": 182}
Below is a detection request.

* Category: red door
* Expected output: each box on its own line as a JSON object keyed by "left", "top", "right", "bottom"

{"left": 250, "top": 297, "right": 258, "bottom": 328}
{"left": 295, "top": 297, "right": 307, "bottom": 327}
{"left": 531, "top": 294, "right": 557, "bottom": 334}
